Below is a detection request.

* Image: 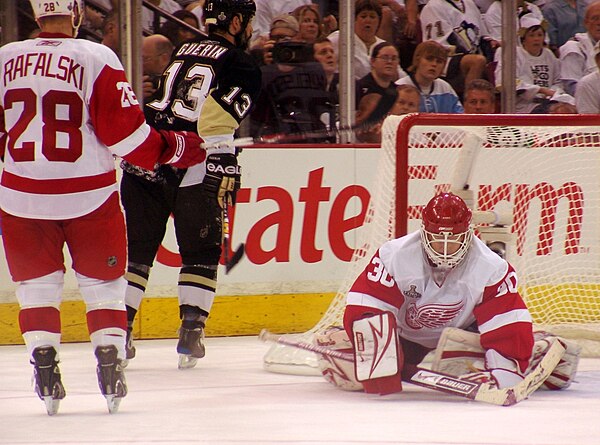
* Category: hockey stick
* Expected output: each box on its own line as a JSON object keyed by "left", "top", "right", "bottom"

{"left": 202, "top": 126, "right": 350, "bottom": 150}
{"left": 202, "top": 112, "right": 396, "bottom": 150}
{"left": 258, "top": 329, "right": 354, "bottom": 362}
{"left": 222, "top": 195, "right": 244, "bottom": 274}
{"left": 259, "top": 329, "right": 566, "bottom": 406}
{"left": 411, "top": 339, "right": 566, "bottom": 406}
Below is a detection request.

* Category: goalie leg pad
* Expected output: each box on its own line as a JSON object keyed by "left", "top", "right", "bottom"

{"left": 314, "top": 327, "right": 363, "bottom": 391}
{"left": 529, "top": 331, "right": 582, "bottom": 390}
{"left": 352, "top": 312, "right": 403, "bottom": 395}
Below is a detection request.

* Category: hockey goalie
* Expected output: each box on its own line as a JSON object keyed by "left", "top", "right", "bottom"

{"left": 315, "top": 192, "right": 580, "bottom": 395}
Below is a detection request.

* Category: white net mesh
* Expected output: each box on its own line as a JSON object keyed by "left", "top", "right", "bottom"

{"left": 263, "top": 113, "right": 600, "bottom": 374}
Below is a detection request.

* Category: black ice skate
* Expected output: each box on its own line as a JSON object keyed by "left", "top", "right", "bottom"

{"left": 95, "top": 345, "right": 127, "bottom": 414}
{"left": 122, "top": 326, "right": 136, "bottom": 368}
{"left": 31, "top": 346, "right": 66, "bottom": 416}
{"left": 176, "top": 326, "right": 205, "bottom": 369}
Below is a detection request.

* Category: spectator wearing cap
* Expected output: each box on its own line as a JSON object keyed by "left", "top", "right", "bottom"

{"left": 494, "top": 14, "right": 573, "bottom": 113}
{"left": 250, "top": 13, "right": 300, "bottom": 66}
{"left": 575, "top": 41, "right": 600, "bottom": 113}
{"left": 484, "top": 1, "right": 545, "bottom": 45}
{"left": 252, "top": 0, "right": 312, "bottom": 43}
{"left": 559, "top": 1, "right": 600, "bottom": 96}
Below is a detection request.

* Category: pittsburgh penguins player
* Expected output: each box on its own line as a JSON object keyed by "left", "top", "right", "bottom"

{"left": 120, "top": 0, "right": 261, "bottom": 369}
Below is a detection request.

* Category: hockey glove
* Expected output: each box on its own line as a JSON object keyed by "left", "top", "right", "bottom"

{"left": 460, "top": 349, "right": 523, "bottom": 389}
{"left": 528, "top": 331, "right": 581, "bottom": 390}
{"left": 157, "top": 130, "right": 206, "bottom": 169}
{"left": 203, "top": 153, "right": 241, "bottom": 209}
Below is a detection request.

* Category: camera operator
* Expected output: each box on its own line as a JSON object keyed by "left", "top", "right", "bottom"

{"left": 249, "top": 14, "right": 336, "bottom": 142}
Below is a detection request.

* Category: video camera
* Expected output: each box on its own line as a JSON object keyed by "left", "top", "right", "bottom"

{"left": 272, "top": 41, "right": 314, "bottom": 64}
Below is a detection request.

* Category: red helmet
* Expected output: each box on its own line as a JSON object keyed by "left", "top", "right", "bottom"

{"left": 420, "top": 192, "right": 473, "bottom": 268}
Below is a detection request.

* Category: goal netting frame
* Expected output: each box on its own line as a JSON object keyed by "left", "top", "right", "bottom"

{"left": 263, "top": 113, "right": 600, "bottom": 375}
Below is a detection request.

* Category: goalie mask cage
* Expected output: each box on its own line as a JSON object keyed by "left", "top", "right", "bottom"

{"left": 263, "top": 113, "right": 600, "bottom": 375}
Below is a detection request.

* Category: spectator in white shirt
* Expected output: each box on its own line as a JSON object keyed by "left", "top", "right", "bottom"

{"left": 575, "top": 41, "right": 600, "bottom": 112}
{"left": 558, "top": 0, "right": 600, "bottom": 96}
{"left": 328, "top": 0, "right": 408, "bottom": 80}
{"left": 494, "top": 14, "right": 572, "bottom": 113}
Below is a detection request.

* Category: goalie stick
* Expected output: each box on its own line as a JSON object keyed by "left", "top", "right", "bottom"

{"left": 223, "top": 196, "right": 244, "bottom": 274}
{"left": 258, "top": 329, "right": 566, "bottom": 406}
{"left": 411, "top": 339, "right": 566, "bottom": 406}
{"left": 259, "top": 329, "right": 354, "bottom": 362}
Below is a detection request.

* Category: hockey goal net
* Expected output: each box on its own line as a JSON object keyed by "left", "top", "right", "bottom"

{"left": 263, "top": 113, "right": 600, "bottom": 375}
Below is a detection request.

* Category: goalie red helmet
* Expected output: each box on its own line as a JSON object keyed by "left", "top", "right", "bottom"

{"left": 420, "top": 192, "right": 473, "bottom": 268}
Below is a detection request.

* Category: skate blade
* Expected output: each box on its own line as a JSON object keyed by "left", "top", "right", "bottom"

{"left": 105, "top": 395, "right": 122, "bottom": 414}
{"left": 178, "top": 354, "right": 198, "bottom": 369}
{"left": 42, "top": 396, "right": 60, "bottom": 416}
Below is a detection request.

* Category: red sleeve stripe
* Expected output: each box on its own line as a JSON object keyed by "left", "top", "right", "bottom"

{"left": 107, "top": 121, "right": 151, "bottom": 157}
{"left": 478, "top": 309, "right": 532, "bottom": 335}
{"left": 346, "top": 291, "right": 400, "bottom": 312}
{"left": 1, "top": 170, "right": 116, "bottom": 194}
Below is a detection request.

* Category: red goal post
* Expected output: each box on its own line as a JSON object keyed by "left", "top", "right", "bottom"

{"left": 263, "top": 113, "right": 600, "bottom": 375}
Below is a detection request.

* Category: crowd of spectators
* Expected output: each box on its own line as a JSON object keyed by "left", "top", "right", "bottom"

{"left": 14, "top": 0, "right": 600, "bottom": 144}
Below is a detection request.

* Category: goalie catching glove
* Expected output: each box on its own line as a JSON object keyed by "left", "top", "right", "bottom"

{"left": 157, "top": 130, "right": 206, "bottom": 169}
{"left": 432, "top": 327, "right": 581, "bottom": 390}
{"left": 458, "top": 349, "right": 524, "bottom": 389}
{"left": 203, "top": 153, "right": 241, "bottom": 208}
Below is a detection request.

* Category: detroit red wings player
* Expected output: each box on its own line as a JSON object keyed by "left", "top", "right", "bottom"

{"left": 341, "top": 192, "right": 534, "bottom": 395}
{"left": 0, "top": 0, "right": 205, "bottom": 415}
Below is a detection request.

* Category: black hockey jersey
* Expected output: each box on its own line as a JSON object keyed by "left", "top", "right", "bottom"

{"left": 145, "top": 34, "right": 261, "bottom": 138}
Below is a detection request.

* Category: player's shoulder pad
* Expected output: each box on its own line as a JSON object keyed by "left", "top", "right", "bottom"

{"left": 74, "top": 39, "right": 123, "bottom": 70}
{"left": 467, "top": 236, "right": 510, "bottom": 285}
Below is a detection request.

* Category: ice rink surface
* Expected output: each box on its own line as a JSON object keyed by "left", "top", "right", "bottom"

{"left": 1, "top": 336, "right": 599, "bottom": 445}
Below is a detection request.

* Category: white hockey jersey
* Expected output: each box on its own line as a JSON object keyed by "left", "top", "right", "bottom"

{"left": 0, "top": 33, "right": 168, "bottom": 219}
{"left": 494, "top": 45, "right": 567, "bottom": 114}
{"left": 420, "top": 0, "right": 490, "bottom": 53}
{"left": 345, "top": 231, "right": 533, "bottom": 370}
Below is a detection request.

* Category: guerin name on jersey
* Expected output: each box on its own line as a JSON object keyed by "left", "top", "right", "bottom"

{"left": 176, "top": 42, "right": 228, "bottom": 59}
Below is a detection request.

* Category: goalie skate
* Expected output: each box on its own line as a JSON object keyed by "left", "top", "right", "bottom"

{"left": 177, "top": 327, "right": 205, "bottom": 369}
{"left": 95, "top": 345, "right": 127, "bottom": 414}
{"left": 32, "top": 346, "right": 66, "bottom": 416}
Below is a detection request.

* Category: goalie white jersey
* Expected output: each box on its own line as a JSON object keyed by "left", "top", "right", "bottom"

{"left": 0, "top": 33, "right": 168, "bottom": 219}
{"left": 345, "top": 231, "right": 533, "bottom": 371}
